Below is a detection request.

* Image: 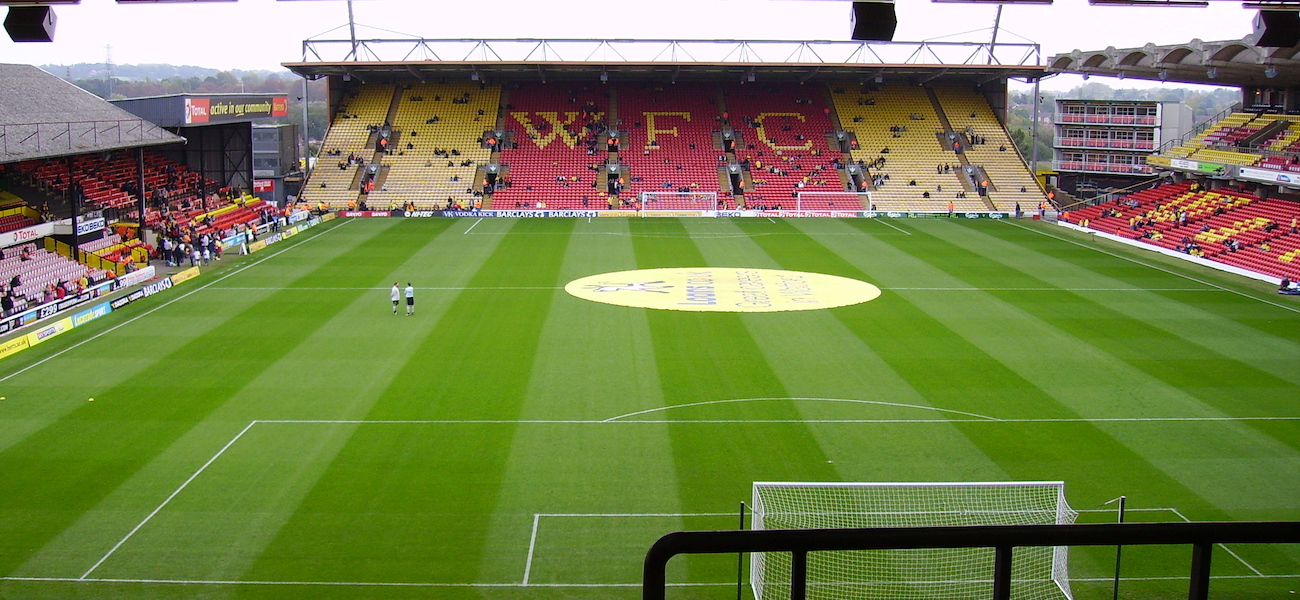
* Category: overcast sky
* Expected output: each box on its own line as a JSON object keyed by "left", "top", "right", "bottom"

{"left": 0, "top": 0, "right": 1253, "bottom": 92}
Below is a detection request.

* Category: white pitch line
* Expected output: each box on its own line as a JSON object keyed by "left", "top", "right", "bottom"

{"left": 5, "top": 575, "right": 1296, "bottom": 587}
{"left": 463, "top": 231, "right": 907, "bottom": 238}
{"left": 1162, "top": 508, "right": 1268, "bottom": 576}
{"left": 522, "top": 514, "right": 540, "bottom": 585}
{"left": 0, "top": 219, "right": 353, "bottom": 384}
{"left": 884, "top": 287, "right": 1220, "bottom": 292}
{"left": 1004, "top": 220, "right": 1300, "bottom": 315}
{"left": 538, "top": 512, "right": 738, "bottom": 517}
{"left": 208, "top": 286, "right": 563, "bottom": 291}
{"left": 871, "top": 218, "right": 913, "bottom": 235}
{"left": 0, "top": 577, "right": 737, "bottom": 587}
{"left": 79, "top": 421, "right": 260, "bottom": 580}
{"left": 253, "top": 416, "right": 1300, "bottom": 425}
{"left": 202, "top": 285, "right": 1222, "bottom": 293}
{"left": 463, "top": 217, "right": 483, "bottom": 234}
{"left": 603, "top": 397, "right": 999, "bottom": 422}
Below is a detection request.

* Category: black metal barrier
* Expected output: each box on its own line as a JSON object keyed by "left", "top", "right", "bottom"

{"left": 642, "top": 521, "right": 1300, "bottom": 600}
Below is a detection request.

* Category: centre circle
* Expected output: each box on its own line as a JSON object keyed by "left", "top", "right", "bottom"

{"left": 564, "top": 267, "right": 882, "bottom": 313}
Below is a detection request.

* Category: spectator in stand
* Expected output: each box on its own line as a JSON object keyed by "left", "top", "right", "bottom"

{"left": 19, "top": 246, "right": 32, "bottom": 261}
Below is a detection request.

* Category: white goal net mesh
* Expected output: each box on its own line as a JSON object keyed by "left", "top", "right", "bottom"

{"left": 638, "top": 191, "right": 719, "bottom": 210}
{"left": 750, "top": 482, "right": 1078, "bottom": 600}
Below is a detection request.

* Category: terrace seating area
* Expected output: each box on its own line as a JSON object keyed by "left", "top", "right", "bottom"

{"left": 0, "top": 243, "right": 107, "bottom": 308}
{"left": 831, "top": 85, "right": 979, "bottom": 212}
{"left": 932, "top": 84, "right": 1044, "bottom": 212}
{"left": 187, "top": 196, "right": 269, "bottom": 236}
{"left": 82, "top": 233, "right": 148, "bottom": 264}
{"left": 367, "top": 83, "right": 502, "bottom": 210}
{"left": 302, "top": 85, "right": 394, "bottom": 209}
{"left": 10, "top": 150, "right": 216, "bottom": 224}
{"left": 491, "top": 83, "right": 610, "bottom": 210}
{"left": 1068, "top": 182, "right": 1300, "bottom": 280}
{"left": 0, "top": 214, "right": 38, "bottom": 233}
{"left": 723, "top": 84, "right": 853, "bottom": 211}
{"left": 1158, "top": 113, "right": 1267, "bottom": 167}
{"left": 617, "top": 83, "right": 728, "bottom": 209}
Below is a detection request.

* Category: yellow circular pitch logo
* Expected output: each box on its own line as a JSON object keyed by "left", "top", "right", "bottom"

{"left": 565, "top": 268, "right": 881, "bottom": 312}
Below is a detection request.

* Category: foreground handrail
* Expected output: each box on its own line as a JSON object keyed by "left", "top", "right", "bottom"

{"left": 643, "top": 521, "right": 1300, "bottom": 600}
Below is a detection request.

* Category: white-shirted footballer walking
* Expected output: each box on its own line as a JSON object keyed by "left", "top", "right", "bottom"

{"left": 404, "top": 283, "right": 415, "bottom": 315}
{"left": 390, "top": 282, "right": 400, "bottom": 315}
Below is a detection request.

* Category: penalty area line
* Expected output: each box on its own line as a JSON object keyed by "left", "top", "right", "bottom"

{"left": 250, "top": 416, "right": 1300, "bottom": 425}
{"left": 871, "top": 218, "right": 913, "bottom": 236}
{"left": 79, "top": 421, "right": 260, "bottom": 580}
{"left": 5, "top": 575, "right": 1296, "bottom": 587}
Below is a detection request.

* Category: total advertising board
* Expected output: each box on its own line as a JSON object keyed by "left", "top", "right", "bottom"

{"left": 0, "top": 222, "right": 54, "bottom": 248}
{"left": 184, "top": 95, "right": 290, "bottom": 125}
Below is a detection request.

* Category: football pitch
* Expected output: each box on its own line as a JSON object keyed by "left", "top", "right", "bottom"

{"left": 0, "top": 216, "right": 1297, "bottom": 600}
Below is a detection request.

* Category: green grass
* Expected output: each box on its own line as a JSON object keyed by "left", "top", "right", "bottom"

{"left": 0, "top": 216, "right": 1297, "bottom": 600}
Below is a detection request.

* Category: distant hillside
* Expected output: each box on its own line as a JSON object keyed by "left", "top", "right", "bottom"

{"left": 40, "top": 63, "right": 293, "bottom": 83}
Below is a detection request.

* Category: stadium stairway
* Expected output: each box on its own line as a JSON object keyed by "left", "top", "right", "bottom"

{"left": 301, "top": 84, "right": 395, "bottom": 209}
{"left": 616, "top": 83, "right": 727, "bottom": 210}
{"left": 930, "top": 83, "right": 1045, "bottom": 212}
{"left": 366, "top": 82, "right": 502, "bottom": 210}
{"left": 829, "top": 84, "right": 977, "bottom": 212}
{"left": 491, "top": 83, "right": 610, "bottom": 210}
{"left": 723, "top": 84, "right": 853, "bottom": 211}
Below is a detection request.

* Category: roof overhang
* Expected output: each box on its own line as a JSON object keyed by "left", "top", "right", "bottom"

{"left": 284, "top": 38, "right": 1044, "bottom": 84}
{"left": 1047, "top": 37, "right": 1300, "bottom": 88}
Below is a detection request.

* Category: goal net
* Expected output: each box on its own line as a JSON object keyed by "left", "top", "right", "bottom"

{"left": 794, "top": 191, "right": 872, "bottom": 211}
{"left": 638, "top": 191, "right": 719, "bottom": 212}
{"left": 750, "top": 482, "right": 1078, "bottom": 600}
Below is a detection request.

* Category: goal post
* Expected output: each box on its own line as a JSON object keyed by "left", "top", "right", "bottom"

{"left": 750, "top": 481, "right": 1078, "bottom": 600}
{"left": 638, "top": 190, "right": 719, "bottom": 212}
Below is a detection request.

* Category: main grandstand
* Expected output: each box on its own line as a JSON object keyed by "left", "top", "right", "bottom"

{"left": 286, "top": 38, "right": 1049, "bottom": 214}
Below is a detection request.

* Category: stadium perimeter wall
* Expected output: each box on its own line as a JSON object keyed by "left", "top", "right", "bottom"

{"left": 0, "top": 211, "right": 335, "bottom": 362}
{"left": 1056, "top": 220, "right": 1283, "bottom": 286}
{"left": 351, "top": 209, "right": 1016, "bottom": 219}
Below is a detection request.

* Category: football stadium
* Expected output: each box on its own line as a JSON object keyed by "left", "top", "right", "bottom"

{"left": 0, "top": 1, "right": 1297, "bottom": 600}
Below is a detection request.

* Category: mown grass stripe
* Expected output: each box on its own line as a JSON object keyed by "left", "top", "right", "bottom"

{"left": 864, "top": 220, "right": 1300, "bottom": 429}
{"left": 735, "top": 218, "right": 1239, "bottom": 512}
{"left": 0, "top": 219, "right": 436, "bottom": 578}
{"left": 238, "top": 218, "right": 576, "bottom": 585}
{"left": 629, "top": 218, "right": 837, "bottom": 583}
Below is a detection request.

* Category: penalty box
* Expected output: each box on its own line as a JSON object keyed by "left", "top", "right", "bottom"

{"left": 82, "top": 420, "right": 744, "bottom": 586}
{"left": 79, "top": 420, "right": 1279, "bottom": 587}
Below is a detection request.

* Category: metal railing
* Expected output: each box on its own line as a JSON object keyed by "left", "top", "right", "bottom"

{"left": 643, "top": 521, "right": 1300, "bottom": 600}
{"left": 1155, "top": 103, "right": 1243, "bottom": 155}
{"left": 297, "top": 38, "right": 1041, "bottom": 68}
